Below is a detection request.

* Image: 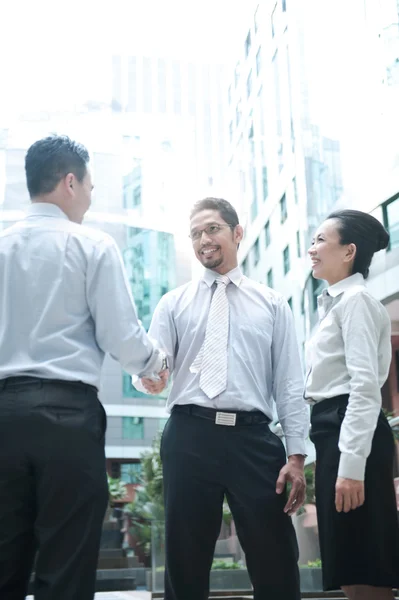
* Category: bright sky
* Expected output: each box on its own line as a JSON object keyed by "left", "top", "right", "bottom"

{"left": 0, "top": 0, "right": 257, "bottom": 117}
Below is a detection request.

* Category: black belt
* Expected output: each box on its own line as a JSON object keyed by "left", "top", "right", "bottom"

{"left": 0, "top": 376, "right": 97, "bottom": 395}
{"left": 172, "top": 403, "right": 271, "bottom": 426}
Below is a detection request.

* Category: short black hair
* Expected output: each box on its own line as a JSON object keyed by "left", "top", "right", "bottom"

{"left": 190, "top": 197, "right": 239, "bottom": 227}
{"left": 327, "top": 209, "right": 390, "bottom": 279}
{"left": 25, "top": 134, "right": 90, "bottom": 198}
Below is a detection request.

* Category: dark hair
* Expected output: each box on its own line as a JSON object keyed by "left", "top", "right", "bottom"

{"left": 25, "top": 135, "right": 90, "bottom": 197}
{"left": 190, "top": 197, "right": 239, "bottom": 227}
{"left": 327, "top": 209, "right": 390, "bottom": 279}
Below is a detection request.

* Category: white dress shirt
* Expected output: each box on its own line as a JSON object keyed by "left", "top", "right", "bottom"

{"left": 0, "top": 203, "right": 163, "bottom": 389}
{"left": 305, "top": 272, "right": 392, "bottom": 480}
{"left": 135, "top": 267, "right": 309, "bottom": 456}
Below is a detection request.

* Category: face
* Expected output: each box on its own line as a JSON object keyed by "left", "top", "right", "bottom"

{"left": 308, "top": 218, "right": 355, "bottom": 285}
{"left": 66, "top": 168, "right": 93, "bottom": 223}
{"left": 190, "top": 209, "right": 243, "bottom": 275}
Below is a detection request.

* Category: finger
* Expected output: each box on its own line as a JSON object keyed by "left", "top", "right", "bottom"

{"left": 276, "top": 469, "right": 286, "bottom": 495}
{"left": 295, "top": 482, "right": 306, "bottom": 510}
{"left": 358, "top": 487, "right": 365, "bottom": 508}
{"left": 284, "top": 481, "right": 299, "bottom": 513}
{"left": 286, "top": 479, "right": 304, "bottom": 515}
{"left": 335, "top": 488, "right": 343, "bottom": 513}
{"left": 343, "top": 490, "right": 352, "bottom": 513}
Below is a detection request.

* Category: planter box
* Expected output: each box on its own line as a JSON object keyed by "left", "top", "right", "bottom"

{"left": 299, "top": 567, "right": 323, "bottom": 593}
{"left": 148, "top": 569, "right": 251, "bottom": 592}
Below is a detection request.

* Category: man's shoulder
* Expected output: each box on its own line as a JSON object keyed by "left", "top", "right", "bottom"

{"left": 242, "top": 276, "right": 284, "bottom": 304}
{"left": 65, "top": 221, "right": 115, "bottom": 247}
{"left": 159, "top": 280, "right": 198, "bottom": 305}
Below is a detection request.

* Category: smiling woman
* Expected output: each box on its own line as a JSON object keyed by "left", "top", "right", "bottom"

{"left": 305, "top": 210, "right": 399, "bottom": 599}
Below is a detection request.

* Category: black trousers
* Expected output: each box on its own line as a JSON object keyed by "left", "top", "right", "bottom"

{"left": 0, "top": 377, "right": 109, "bottom": 600}
{"left": 161, "top": 406, "right": 300, "bottom": 600}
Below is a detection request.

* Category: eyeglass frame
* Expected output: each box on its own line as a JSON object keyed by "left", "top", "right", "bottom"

{"left": 189, "top": 222, "right": 235, "bottom": 241}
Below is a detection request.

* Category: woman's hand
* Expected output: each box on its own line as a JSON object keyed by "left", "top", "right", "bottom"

{"left": 335, "top": 477, "right": 365, "bottom": 513}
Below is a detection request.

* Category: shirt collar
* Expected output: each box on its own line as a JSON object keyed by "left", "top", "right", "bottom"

{"left": 202, "top": 266, "right": 243, "bottom": 288}
{"left": 26, "top": 202, "right": 69, "bottom": 220}
{"left": 327, "top": 272, "right": 365, "bottom": 298}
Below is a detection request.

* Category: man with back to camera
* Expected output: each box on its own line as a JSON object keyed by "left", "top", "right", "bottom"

{"left": 0, "top": 134, "right": 168, "bottom": 600}
{"left": 136, "top": 197, "right": 309, "bottom": 600}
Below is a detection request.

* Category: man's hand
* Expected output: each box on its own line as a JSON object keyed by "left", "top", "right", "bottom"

{"left": 141, "top": 369, "right": 169, "bottom": 395}
{"left": 335, "top": 477, "right": 364, "bottom": 513}
{"left": 276, "top": 455, "right": 306, "bottom": 516}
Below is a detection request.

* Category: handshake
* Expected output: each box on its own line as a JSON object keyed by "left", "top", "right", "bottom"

{"left": 137, "top": 350, "right": 169, "bottom": 395}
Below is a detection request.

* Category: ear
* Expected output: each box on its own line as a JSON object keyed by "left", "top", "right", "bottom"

{"left": 64, "top": 173, "right": 75, "bottom": 196}
{"left": 343, "top": 243, "right": 356, "bottom": 264}
{"left": 234, "top": 224, "right": 244, "bottom": 245}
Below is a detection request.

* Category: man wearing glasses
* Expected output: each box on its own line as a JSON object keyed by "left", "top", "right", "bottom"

{"left": 136, "top": 197, "right": 308, "bottom": 600}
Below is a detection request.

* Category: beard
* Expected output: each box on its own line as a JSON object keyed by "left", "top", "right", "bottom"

{"left": 202, "top": 255, "right": 223, "bottom": 270}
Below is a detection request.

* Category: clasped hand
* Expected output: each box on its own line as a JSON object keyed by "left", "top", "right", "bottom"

{"left": 141, "top": 369, "right": 169, "bottom": 394}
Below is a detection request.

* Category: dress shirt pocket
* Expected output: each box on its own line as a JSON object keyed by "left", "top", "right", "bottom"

{"left": 234, "top": 319, "right": 272, "bottom": 366}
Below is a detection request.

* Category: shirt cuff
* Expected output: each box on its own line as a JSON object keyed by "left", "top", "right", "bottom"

{"left": 338, "top": 452, "right": 366, "bottom": 481}
{"left": 131, "top": 375, "right": 150, "bottom": 394}
{"left": 285, "top": 436, "right": 306, "bottom": 457}
{"left": 138, "top": 349, "right": 166, "bottom": 379}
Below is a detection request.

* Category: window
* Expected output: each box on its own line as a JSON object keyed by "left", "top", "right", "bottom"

{"left": 157, "top": 59, "right": 166, "bottom": 113}
{"left": 282, "top": 0, "right": 287, "bottom": 11}
{"left": 256, "top": 48, "right": 262, "bottom": 76}
{"left": 236, "top": 101, "right": 242, "bottom": 126}
{"left": 234, "top": 62, "right": 240, "bottom": 88}
{"left": 229, "top": 121, "right": 233, "bottom": 142}
{"left": 262, "top": 166, "right": 268, "bottom": 200}
{"left": 242, "top": 257, "right": 248, "bottom": 275}
{"left": 312, "top": 277, "right": 324, "bottom": 311}
{"left": 396, "top": 350, "right": 399, "bottom": 392}
{"left": 283, "top": 245, "right": 290, "bottom": 275}
{"left": 133, "top": 186, "right": 141, "bottom": 206}
{"left": 254, "top": 5, "right": 259, "bottom": 32}
{"left": 383, "top": 194, "right": 399, "bottom": 250}
{"left": 228, "top": 85, "right": 232, "bottom": 104}
{"left": 245, "top": 31, "right": 252, "bottom": 56}
{"left": 247, "top": 71, "right": 253, "bottom": 98}
{"left": 120, "top": 463, "right": 142, "bottom": 484}
{"left": 292, "top": 176, "right": 298, "bottom": 203}
{"left": 253, "top": 238, "right": 260, "bottom": 265}
{"left": 122, "top": 417, "right": 144, "bottom": 440}
{"left": 267, "top": 268, "right": 273, "bottom": 288}
{"left": 287, "top": 296, "right": 293, "bottom": 311}
{"left": 280, "top": 193, "right": 287, "bottom": 223}
{"left": 271, "top": 3, "right": 277, "bottom": 37}
{"left": 296, "top": 230, "right": 301, "bottom": 257}
{"left": 264, "top": 220, "right": 271, "bottom": 247}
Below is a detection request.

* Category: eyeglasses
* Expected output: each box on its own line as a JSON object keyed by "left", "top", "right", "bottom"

{"left": 189, "top": 223, "right": 233, "bottom": 241}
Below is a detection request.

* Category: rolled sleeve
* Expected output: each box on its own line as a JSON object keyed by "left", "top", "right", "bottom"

{"left": 272, "top": 296, "right": 309, "bottom": 456}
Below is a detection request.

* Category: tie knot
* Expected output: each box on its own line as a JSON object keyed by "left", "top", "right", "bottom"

{"left": 216, "top": 275, "right": 230, "bottom": 287}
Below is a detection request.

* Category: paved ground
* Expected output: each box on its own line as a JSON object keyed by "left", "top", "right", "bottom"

{"left": 27, "top": 593, "right": 151, "bottom": 600}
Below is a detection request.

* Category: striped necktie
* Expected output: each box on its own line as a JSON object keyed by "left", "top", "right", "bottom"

{"left": 191, "top": 275, "right": 230, "bottom": 399}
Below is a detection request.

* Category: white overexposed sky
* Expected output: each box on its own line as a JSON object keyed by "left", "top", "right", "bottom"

{"left": 0, "top": 0, "right": 257, "bottom": 118}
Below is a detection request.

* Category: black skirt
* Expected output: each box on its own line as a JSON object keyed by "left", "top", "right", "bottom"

{"left": 310, "top": 394, "right": 399, "bottom": 591}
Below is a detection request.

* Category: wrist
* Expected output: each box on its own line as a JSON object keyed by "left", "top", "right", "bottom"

{"left": 288, "top": 454, "right": 305, "bottom": 467}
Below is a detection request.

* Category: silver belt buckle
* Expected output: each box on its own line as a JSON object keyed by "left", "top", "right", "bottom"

{"left": 215, "top": 411, "right": 236, "bottom": 426}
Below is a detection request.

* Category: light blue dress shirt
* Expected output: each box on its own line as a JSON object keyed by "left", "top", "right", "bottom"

{"left": 0, "top": 203, "right": 163, "bottom": 389}
{"left": 142, "top": 266, "right": 309, "bottom": 456}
